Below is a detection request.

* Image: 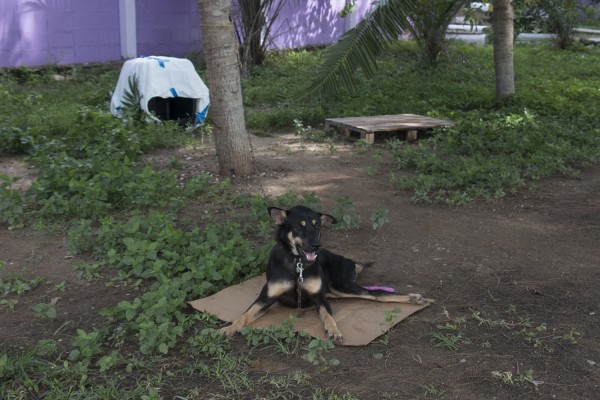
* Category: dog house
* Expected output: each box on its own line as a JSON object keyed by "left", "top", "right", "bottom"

{"left": 110, "top": 56, "right": 209, "bottom": 125}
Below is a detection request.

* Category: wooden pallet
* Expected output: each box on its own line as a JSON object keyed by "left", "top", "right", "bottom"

{"left": 324, "top": 114, "right": 453, "bottom": 144}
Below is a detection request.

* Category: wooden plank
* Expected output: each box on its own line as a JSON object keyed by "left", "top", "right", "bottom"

{"left": 325, "top": 114, "right": 453, "bottom": 132}
{"left": 324, "top": 114, "right": 453, "bottom": 143}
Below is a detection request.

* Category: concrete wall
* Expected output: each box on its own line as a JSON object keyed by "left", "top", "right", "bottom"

{"left": 0, "top": 0, "right": 375, "bottom": 68}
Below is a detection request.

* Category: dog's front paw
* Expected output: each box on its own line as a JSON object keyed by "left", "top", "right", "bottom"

{"left": 408, "top": 293, "right": 426, "bottom": 305}
{"left": 327, "top": 328, "right": 344, "bottom": 343}
{"left": 218, "top": 325, "right": 237, "bottom": 337}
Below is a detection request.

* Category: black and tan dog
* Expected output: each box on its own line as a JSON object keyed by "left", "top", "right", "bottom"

{"left": 219, "top": 205, "right": 429, "bottom": 342}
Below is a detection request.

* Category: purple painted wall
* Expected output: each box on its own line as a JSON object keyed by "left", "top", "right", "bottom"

{"left": 268, "top": 0, "right": 373, "bottom": 49}
{"left": 0, "top": 0, "right": 373, "bottom": 68}
{"left": 0, "top": 0, "right": 120, "bottom": 68}
{"left": 136, "top": 0, "right": 202, "bottom": 58}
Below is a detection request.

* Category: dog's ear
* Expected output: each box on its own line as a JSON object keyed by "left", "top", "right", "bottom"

{"left": 268, "top": 207, "right": 287, "bottom": 226}
{"left": 320, "top": 213, "right": 337, "bottom": 226}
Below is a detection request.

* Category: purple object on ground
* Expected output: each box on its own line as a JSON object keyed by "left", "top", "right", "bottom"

{"left": 362, "top": 286, "right": 396, "bottom": 293}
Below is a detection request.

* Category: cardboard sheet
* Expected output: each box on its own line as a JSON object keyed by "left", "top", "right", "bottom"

{"left": 189, "top": 275, "right": 431, "bottom": 346}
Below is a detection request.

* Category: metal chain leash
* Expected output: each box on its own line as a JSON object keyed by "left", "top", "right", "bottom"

{"left": 295, "top": 258, "right": 304, "bottom": 316}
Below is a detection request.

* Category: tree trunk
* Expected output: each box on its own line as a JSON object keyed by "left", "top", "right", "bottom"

{"left": 199, "top": 0, "right": 253, "bottom": 177}
{"left": 492, "top": 0, "right": 515, "bottom": 100}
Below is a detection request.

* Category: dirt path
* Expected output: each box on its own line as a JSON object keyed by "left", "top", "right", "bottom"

{"left": 1, "top": 133, "right": 599, "bottom": 399}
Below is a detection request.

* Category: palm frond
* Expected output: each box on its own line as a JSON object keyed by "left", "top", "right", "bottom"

{"left": 121, "top": 74, "right": 145, "bottom": 123}
{"left": 122, "top": 74, "right": 143, "bottom": 110}
{"left": 308, "top": 0, "right": 415, "bottom": 97}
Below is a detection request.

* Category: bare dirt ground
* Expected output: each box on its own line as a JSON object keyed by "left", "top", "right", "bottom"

{"left": 1, "top": 133, "right": 599, "bottom": 399}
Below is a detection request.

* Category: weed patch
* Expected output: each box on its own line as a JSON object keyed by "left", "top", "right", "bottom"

{"left": 242, "top": 318, "right": 340, "bottom": 370}
{"left": 0, "top": 262, "right": 46, "bottom": 299}
{"left": 331, "top": 195, "right": 360, "bottom": 230}
{"left": 93, "top": 211, "right": 270, "bottom": 354}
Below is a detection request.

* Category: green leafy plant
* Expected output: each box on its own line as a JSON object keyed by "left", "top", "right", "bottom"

{"left": 559, "top": 328, "right": 582, "bottom": 344}
{"left": 431, "top": 331, "right": 464, "bottom": 351}
{"left": 302, "top": 338, "right": 340, "bottom": 370}
{"left": 32, "top": 303, "right": 57, "bottom": 319}
{"left": 431, "top": 308, "right": 466, "bottom": 351}
{"left": 94, "top": 211, "right": 270, "bottom": 354}
{"left": 72, "top": 262, "right": 104, "bottom": 281}
{"left": 380, "top": 307, "right": 403, "bottom": 343}
{"left": 0, "top": 299, "right": 18, "bottom": 310}
{"left": 273, "top": 190, "right": 322, "bottom": 212}
{"left": 370, "top": 207, "right": 389, "bottom": 230}
{"left": 472, "top": 308, "right": 583, "bottom": 352}
{"left": 301, "top": 191, "right": 323, "bottom": 211}
{"left": 491, "top": 369, "right": 544, "bottom": 388}
{"left": 332, "top": 196, "right": 360, "bottom": 230}
{"left": 243, "top": 318, "right": 304, "bottom": 355}
{"left": 421, "top": 384, "right": 447, "bottom": 397}
{"left": 187, "top": 327, "right": 230, "bottom": 358}
{"left": 0, "top": 339, "right": 54, "bottom": 383}
{"left": 294, "top": 118, "right": 337, "bottom": 143}
{"left": 364, "top": 165, "right": 377, "bottom": 176}
{"left": 383, "top": 307, "right": 402, "bottom": 325}
{"left": 95, "top": 350, "right": 119, "bottom": 373}
{"left": 67, "top": 218, "right": 95, "bottom": 254}
{"left": 242, "top": 318, "right": 339, "bottom": 370}
{"left": 69, "top": 328, "right": 104, "bottom": 365}
{"left": 0, "top": 265, "right": 46, "bottom": 296}
{"left": 0, "top": 175, "right": 24, "bottom": 228}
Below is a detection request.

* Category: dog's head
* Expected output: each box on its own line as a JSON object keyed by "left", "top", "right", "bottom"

{"left": 268, "top": 205, "right": 336, "bottom": 263}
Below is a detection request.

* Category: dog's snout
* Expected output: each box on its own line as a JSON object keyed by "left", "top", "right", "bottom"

{"left": 310, "top": 226, "right": 322, "bottom": 248}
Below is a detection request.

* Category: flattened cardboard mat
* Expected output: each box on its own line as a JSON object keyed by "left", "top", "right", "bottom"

{"left": 189, "top": 274, "right": 431, "bottom": 346}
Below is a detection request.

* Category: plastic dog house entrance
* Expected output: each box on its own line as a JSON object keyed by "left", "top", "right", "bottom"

{"left": 111, "top": 56, "right": 209, "bottom": 125}
{"left": 148, "top": 97, "right": 196, "bottom": 122}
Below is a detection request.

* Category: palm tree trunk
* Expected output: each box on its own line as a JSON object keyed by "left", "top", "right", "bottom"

{"left": 492, "top": 0, "right": 515, "bottom": 100}
{"left": 199, "top": 0, "right": 252, "bottom": 177}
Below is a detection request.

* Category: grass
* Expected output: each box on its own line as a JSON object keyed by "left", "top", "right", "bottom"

{"left": 246, "top": 42, "right": 600, "bottom": 204}
{"left": 0, "top": 41, "right": 598, "bottom": 398}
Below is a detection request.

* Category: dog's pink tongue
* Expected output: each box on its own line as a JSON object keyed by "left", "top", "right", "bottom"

{"left": 306, "top": 252, "right": 317, "bottom": 262}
